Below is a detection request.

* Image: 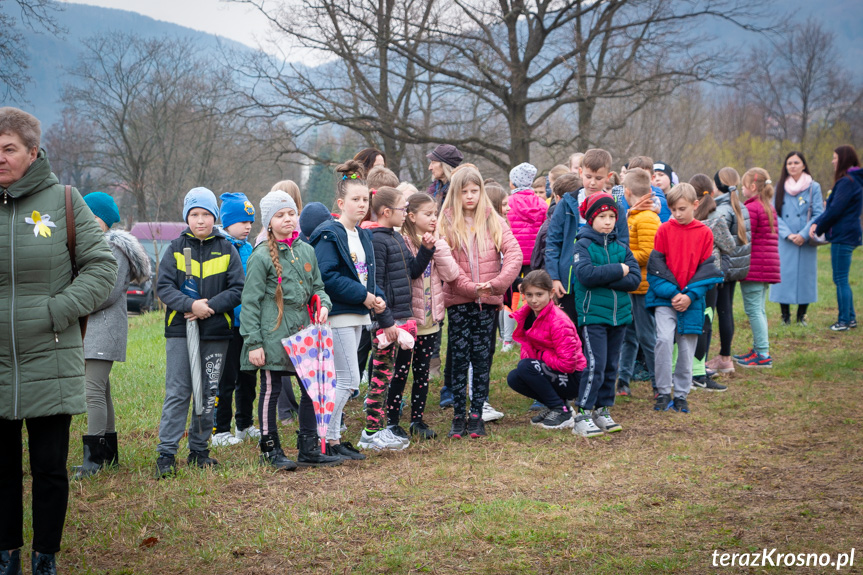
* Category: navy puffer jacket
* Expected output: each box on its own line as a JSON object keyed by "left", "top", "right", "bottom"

{"left": 371, "top": 227, "right": 434, "bottom": 328}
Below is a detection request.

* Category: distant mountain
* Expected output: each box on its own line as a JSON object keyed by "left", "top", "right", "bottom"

{"left": 13, "top": 2, "right": 259, "bottom": 128}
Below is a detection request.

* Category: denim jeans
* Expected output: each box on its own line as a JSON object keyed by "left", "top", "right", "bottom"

{"left": 831, "top": 243, "right": 858, "bottom": 324}
{"left": 740, "top": 281, "right": 769, "bottom": 355}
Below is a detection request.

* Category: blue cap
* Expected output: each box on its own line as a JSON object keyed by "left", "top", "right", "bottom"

{"left": 299, "top": 202, "right": 334, "bottom": 241}
{"left": 220, "top": 192, "right": 255, "bottom": 229}
{"left": 183, "top": 187, "right": 219, "bottom": 222}
{"left": 83, "top": 192, "right": 120, "bottom": 228}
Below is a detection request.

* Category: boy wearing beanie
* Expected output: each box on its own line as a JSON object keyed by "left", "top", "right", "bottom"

{"left": 154, "top": 187, "right": 245, "bottom": 477}
{"left": 571, "top": 193, "right": 642, "bottom": 437}
{"left": 646, "top": 183, "right": 723, "bottom": 414}
{"left": 212, "top": 192, "right": 259, "bottom": 447}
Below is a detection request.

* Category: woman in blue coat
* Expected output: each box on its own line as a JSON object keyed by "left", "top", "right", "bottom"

{"left": 769, "top": 151, "right": 823, "bottom": 325}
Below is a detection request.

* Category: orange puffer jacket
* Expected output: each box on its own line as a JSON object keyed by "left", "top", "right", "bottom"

{"left": 403, "top": 236, "right": 461, "bottom": 324}
{"left": 440, "top": 208, "right": 522, "bottom": 308}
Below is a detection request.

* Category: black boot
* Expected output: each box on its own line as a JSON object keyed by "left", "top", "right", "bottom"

{"left": 187, "top": 449, "right": 219, "bottom": 469}
{"left": 0, "top": 549, "right": 22, "bottom": 575}
{"left": 259, "top": 434, "right": 298, "bottom": 471}
{"left": 104, "top": 432, "right": 119, "bottom": 468}
{"left": 72, "top": 435, "right": 107, "bottom": 479}
{"left": 31, "top": 552, "right": 56, "bottom": 575}
{"left": 296, "top": 432, "right": 342, "bottom": 467}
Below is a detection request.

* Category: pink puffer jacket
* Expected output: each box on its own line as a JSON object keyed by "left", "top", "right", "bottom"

{"left": 507, "top": 189, "right": 548, "bottom": 265}
{"left": 403, "top": 236, "right": 461, "bottom": 324}
{"left": 743, "top": 197, "right": 781, "bottom": 284}
{"left": 441, "top": 208, "right": 522, "bottom": 308}
{"left": 511, "top": 302, "right": 587, "bottom": 373}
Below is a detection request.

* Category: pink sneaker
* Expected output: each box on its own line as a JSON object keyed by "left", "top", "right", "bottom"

{"left": 707, "top": 356, "right": 735, "bottom": 374}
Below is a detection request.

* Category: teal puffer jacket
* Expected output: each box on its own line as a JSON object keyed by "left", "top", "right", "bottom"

{"left": 0, "top": 150, "right": 118, "bottom": 420}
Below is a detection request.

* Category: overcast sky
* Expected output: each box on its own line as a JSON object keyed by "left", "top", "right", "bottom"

{"left": 60, "top": 0, "right": 275, "bottom": 51}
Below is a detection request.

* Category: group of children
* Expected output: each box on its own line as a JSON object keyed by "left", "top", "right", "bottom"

{"left": 141, "top": 144, "right": 785, "bottom": 477}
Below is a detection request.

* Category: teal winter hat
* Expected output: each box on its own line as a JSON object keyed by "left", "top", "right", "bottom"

{"left": 83, "top": 192, "right": 120, "bottom": 228}
{"left": 183, "top": 187, "right": 219, "bottom": 222}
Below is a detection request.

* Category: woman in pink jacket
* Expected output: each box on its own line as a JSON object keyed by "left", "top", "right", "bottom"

{"left": 387, "top": 193, "right": 461, "bottom": 441}
{"left": 439, "top": 166, "right": 522, "bottom": 439}
{"left": 507, "top": 270, "right": 587, "bottom": 430}
{"left": 737, "top": 168, "right": 781, "bottom": 368}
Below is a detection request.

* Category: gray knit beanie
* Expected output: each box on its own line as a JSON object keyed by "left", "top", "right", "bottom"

{"left": 260, "top": 190, "right": 298, "bottom": 231}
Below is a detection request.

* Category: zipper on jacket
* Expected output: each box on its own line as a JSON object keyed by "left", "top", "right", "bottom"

{"left": 604, "top": 234, "right": 618, "bottom": 325}
{"left": 10, "top": 200, "right": 20, "bottom": 417}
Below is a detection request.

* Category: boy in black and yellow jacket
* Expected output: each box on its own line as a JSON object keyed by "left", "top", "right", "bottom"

{"left": 155, "top": 187, "right": 244, "bottom": 478}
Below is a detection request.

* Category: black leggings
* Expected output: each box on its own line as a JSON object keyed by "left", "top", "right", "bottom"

{"left": 387, "top": 333, "right": 436, "bottom": 426}
{"left": 715, "top": 281, "right": 736, "bottom": 357}
{"left": 695, "top": 287, "right": 718, "bottom": 361}
{"left": 259, "top": 370, "right": 316, "bottom": 444}
{"left": 780, "top": 303, "right": 809, "bottom": 321}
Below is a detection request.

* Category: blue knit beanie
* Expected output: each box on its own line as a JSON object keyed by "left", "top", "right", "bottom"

{"left": 299, "top": 202, "right": 334, "bottom": 241}
{"left": 183, "top": 187, "right": 219, "bottom": 222}
{"left": 83, "top": 192, "right": 120, "bottom": 228}
{"left": 219, "top": 192, "right": 255, "bottom": 229}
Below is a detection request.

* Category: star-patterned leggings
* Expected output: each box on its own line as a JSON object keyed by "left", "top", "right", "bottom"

{"left": 387, "top": 332, "right": 436, "bottom": 427}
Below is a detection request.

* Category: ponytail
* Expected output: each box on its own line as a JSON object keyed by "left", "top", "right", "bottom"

{"left": 266, "top": 230, "right": 285, "bottom": 331}
{"left": 715, "top": 167, "right": 748, "bottom": 244}
{"left": 742, "top": 168, "right": 776, "bottom": 234}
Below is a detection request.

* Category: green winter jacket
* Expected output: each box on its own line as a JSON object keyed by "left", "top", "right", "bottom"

{"left": 0, "top": 150, "right": 118, "bottom": 420}
{"left": 240, "top": 238, "right": 332, "bottom": 372}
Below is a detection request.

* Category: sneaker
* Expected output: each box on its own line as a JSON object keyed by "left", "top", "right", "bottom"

{"left": 653, "top": 393, "right": 672, "bottom": 411}
{"left": 329, "top": 442, "right": 366, "bottom": 460}
{"left": 211, "top": 431, "right": 242, "bottom": 447}
{"left": 733, "top": 349, "right": 756, "bottom": 361}
{"left": 235, "top": 425, "right": 261, "bottom": 441}
{"left": 692, "top": 375, "right": 727, "bottom": 392}
{"left": 572, "top": 411, "right": 604, "bottom": 437}
{"left": 358, "top": 428, "right": 406, "bottom": 451}
{"left": 670, "top": 396, "right": 690, "bottom": 413}
{"left": 850, "top": 319, "right": 858, "bottom": 329}
{"left": 530, "top": 407, "right": 552, "bottom": 425}
{"left": 260, "top": 447, "right": 298, "bottom": 471}
{"left": 707, "top": 356, "right": 735, "bottom": 374}
{"left": 539, "top": 408, "right": 574, "bottom": 430}
{"left": 155, "top": 454, "right": 176, "bottom": 479}
{"left": 528, "top": 399, "right": 546, "bottom": 412}
{"left": 31, "top": 552, "right": 57, "bottom": 575}
{"left": 482, "top": 401, "right": 504, "bottom": 422}
{"left": 830, "top": 322, "right": 850, "bottom": 332}
{"left": 409, "top": 421, "right": 437, "bottom": 440}
{"left": 501, "top": 341, "right": 514, "bottom": 353}
{"left": 737, "top": 352, "right": 772, "bottom": 368}
{"left": 439, "top": 387, "right": 454, "bottom": 409}
{"left": 448, "top": 415, "right": 466, "bottom": 439}
{"left": 387, "top": 425, "right": 411, "bottom": 446}
{"left": 187, "top": 450, "right": 219, "bottom": 469}
{"left": 616, "top": 381, "right": 631, "bottom": 397}
{"left": 0, "top": 549, "right": 21, "bottom": 575}
{"left": 466, "top": 413, "right": 487, "bottom": 438}
{"left": 592, "top": 407, "right": 621, "bottom": 433}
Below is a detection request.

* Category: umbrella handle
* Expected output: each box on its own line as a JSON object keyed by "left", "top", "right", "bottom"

{"left": 307, "top": 294, "right": 322, "bottom": 324}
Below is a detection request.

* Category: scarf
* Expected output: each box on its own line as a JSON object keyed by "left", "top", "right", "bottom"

{"left": 784, "top": 173, "right": 812, "bottom": 197}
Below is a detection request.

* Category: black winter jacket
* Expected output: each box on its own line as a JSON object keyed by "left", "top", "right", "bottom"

{"left": 371, "top": 227, "right": 434, "bottom": 328}
{"left": 157, "top": 229, "right": 244, "bottom": 340}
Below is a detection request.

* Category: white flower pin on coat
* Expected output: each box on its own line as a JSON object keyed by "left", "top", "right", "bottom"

{"left": 25, "top": 211, "right": 56, "bottom": 237}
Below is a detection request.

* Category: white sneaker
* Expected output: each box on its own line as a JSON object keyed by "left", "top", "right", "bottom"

{"left": 211, "top": 431, "right": 242, "bottom": 446}
{"left": 482, "top": 401, "right": 505, "bottom": 422}
{"left": 572, "top": 413, "right": 604, "bottom": 437}
{"left": 592, "top": 407, "right": 622, "bottom": 433}
{"left": 501, "top": 341, "right": 514, "bottom": 353}
{"left": 357, "top": 428, "right": 407, "bottom": 451}
{"left": 235, "top": 425, "right": 261, "bottom": 441}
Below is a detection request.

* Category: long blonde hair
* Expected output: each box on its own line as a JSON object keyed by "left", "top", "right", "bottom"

{"left": 439, "top": 166, "right": 502, "bottom": 253}
{"left": 716, "top": 167, "right": 748, "bottom": 244}
{"left": 742, "top": 167, "right": 776, "bottom": 234}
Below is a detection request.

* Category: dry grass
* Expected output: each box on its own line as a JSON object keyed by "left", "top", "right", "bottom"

{"left": 20, "top": 250, "right": 863, "bottom": 574}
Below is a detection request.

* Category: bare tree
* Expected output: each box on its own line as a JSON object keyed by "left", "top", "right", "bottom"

{"left": 42, "top": 109, "right": 100, "bottom": 193}
{"left": 744, "top": 21, "right": 863, "bottom": 147}
{"left": 0, "top": 0, "right": 62, "bottom": 99}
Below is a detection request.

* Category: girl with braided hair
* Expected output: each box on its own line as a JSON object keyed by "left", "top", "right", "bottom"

{"left": 240, "top": 190, "right": 341, "bottom": 469}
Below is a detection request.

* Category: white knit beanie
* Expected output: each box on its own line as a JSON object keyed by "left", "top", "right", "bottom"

{"left": 260, "top": 191, "right": 298, "bottom": 231}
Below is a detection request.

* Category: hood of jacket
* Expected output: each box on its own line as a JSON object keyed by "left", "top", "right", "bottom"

{"left": 105, "top": 229, "right": 151, "bottom": 284}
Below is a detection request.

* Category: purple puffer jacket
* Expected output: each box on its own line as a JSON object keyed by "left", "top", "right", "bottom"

{"left": 743, "top": 197, "right": 781, "bottom": 284}
{"left": 507, "top": 189, "right": 548, "bottom": 265}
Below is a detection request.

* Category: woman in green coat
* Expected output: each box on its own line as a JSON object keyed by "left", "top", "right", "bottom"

{"left": 0, "top": 107, "right": 117, "bottom": 575}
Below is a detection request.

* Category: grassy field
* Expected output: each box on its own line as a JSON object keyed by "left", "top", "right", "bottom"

{"left": 21, "top": 249, "right": 863, "bottom": 574}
